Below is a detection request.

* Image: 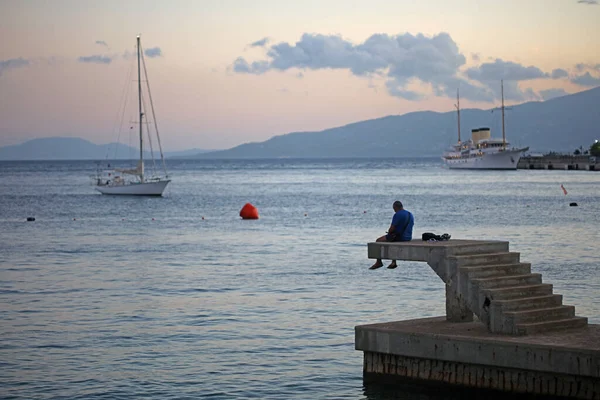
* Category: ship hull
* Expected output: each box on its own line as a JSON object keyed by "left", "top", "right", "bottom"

{"left": 443, "top": 148, "right": 527, "bottom": 170}
{"left": 95, "top": 180, "right": 170, "bottom": 196}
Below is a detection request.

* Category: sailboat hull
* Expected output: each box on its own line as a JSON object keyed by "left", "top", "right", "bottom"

{"left": 95, "top": 180, "right": 170, "bottom": 196}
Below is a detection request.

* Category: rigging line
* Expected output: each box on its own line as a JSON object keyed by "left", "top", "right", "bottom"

{"left": 106, "top": 65, "right": 128, "bottom": 162}
{"left": 141, "top": 91, "right": 158, "bottom": 176}
{"left": 113, "top": 54, "right": 136, "bottom": 161}
{"left": 140, "top": 44, "right": 168, "bottom": 178}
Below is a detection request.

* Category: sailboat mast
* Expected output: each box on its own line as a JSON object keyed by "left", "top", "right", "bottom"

{"left": 137, "top": 35, "right": 144, "bottom": 182}
{"left": 501, "top": 80, "right": 506, "bottom": 150}
{"left": 455, "top": 89, "right": 461, "bottom": 144}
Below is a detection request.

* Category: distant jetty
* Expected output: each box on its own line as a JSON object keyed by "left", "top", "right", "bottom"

{"left": 518, "top": 154, "right": 598, "bottom": 171}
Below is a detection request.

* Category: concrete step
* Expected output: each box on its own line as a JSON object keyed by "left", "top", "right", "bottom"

{"left": 515, "top": 316, "right": 588, "bottom": 336}
{"left": 482, "top": 283, "right": 553, "bottom": 301}
{"left": 491, "top": 294, "right": 563, "bottom": 311}
{"left": 460, "top": 263, "right": 531, "bottom": 279}
{"left": 503, "top": 305, "right": 575, "bottom": 325}
{"left": 450, "top": 242, "right": 509, "bottom": 256}
{"left": 471, "top": 273, "right": 542, "bottom": 290}
{"left": 449, "top": 252, "right": 520, "bottom": 267}
{"left": 469, "top": 274, "right": 543, "bottom": 316}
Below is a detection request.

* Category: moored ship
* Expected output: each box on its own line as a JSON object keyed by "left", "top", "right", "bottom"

{"left": 442, "top": 81, "right": 528, "bottom": 170}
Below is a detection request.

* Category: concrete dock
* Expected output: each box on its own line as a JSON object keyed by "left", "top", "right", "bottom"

{"left": 518, "top": 155, "right": 598, "bottom": 170}
{"left": 357, "top": 240, "right": 599, "bottom": 398}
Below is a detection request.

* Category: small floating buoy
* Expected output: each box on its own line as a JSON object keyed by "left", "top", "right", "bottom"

{"left": 240, "top": 203, "right": 259, "bottom": 220}
{"left": 26, "top": 217, "right": 35, "bottom": 222}
{"left": 202, "top": 216, "right": 205, "bottom": 220}
{"left": 122, "top": 218, "right": 125, "bottom": 221}
{"left": 569, "top": 202, "right": 578, "bottom": 207}
{"left": 73, "top": 218, "right": 76, "bottom": 221}
{"left": 363, "top": 210, "right": 367, "bottom": 214}
{"left": 304, "top": 213, "right": 307, "bottom": 217}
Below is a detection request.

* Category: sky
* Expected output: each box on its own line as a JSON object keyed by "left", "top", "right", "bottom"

{"left": 0, "top": 0, "right": 599, "bottom": 151}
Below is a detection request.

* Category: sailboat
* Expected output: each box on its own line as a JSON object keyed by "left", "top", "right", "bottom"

{"left": 95, "top": 35, "right": 170, "bottom": 196}
{"left": 442, "top": 81, "right": 529, "bottom": 169}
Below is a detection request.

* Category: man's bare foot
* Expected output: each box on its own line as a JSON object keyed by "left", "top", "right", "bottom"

{"left": 387, "top": 262, "right": 398, "bottom": 269}
{"left": 369, "top": 261, "right": 383, "bottom": 270}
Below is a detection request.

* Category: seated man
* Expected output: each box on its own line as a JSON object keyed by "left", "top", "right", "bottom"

{"left": 369, "top": 200, "right": 414, "bottom": 270}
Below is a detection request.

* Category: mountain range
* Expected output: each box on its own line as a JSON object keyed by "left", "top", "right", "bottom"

{"left": 193, "top": 86, "right": 600, "bottom": 159}
{"left": 1, "top": 86, "right": 599, "bottom": 160}
{"left": 0, "top": 137, "right": 213, "bottom": 161}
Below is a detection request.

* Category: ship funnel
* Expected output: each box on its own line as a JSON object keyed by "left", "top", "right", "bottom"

{"left": 472, "top": 127, "right": 491, "bottom": 144}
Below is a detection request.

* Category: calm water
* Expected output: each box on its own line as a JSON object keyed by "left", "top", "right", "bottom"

{"left": 1, "top": 158, "right": 599, "bottom": 399}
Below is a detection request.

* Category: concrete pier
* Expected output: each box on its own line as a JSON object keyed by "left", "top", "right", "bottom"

{"left": 518, "top": 155, "right": 598, "bottom": 171}
{"left": 357, "top": 240, "right": 599, "bottom": 398}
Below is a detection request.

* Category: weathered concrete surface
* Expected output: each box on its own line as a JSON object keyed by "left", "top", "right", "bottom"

{"left": 367, "top": 240, "right": 588, "bottom": 335}
{"left": 356, "top": 317, "right": 600, "bottom": 398}
{"left": 363, "top": 352, "right": 600, "bottom": 398}
{"left": 367, "top": 239, "right": 510, "bottom": 263}
{"left": 368, "top": 240, "right": 509, "bottom": 324}
{"left": 358, "top": 239, "right": 596, "bottom": 397}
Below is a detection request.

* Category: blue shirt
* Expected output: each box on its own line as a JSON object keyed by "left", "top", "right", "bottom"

{"left": 390, "top": 209, "right": 414, "bottom": 241}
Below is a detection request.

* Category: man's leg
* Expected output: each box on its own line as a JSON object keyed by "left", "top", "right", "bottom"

{"left": 369, "top": 236, "right": 387, "bottom": 269}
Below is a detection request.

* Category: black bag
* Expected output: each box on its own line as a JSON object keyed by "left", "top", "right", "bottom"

{"left": 422, "top": 232, "right": 451, "bottom": 241}
{"left": 422, "top": 232, "right": 437, "bottom": 241}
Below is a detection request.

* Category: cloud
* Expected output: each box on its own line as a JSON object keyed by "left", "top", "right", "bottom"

{"left": 539, "top": 88, "right": 569, "bottom": 100}
{"left": 466, "top": 59, "right": 547, "bottom": 82}
{"left": 464, "top": 59, "right": 552, "bottom": 100}
{"left": 144, "top": 47, "right": 162, "bottom": 58}
{"left": 575, "top": 63, "right": 600, "bottom": 72}
{"left": 551, "top": 68, "right": 568, "bottom": 79}
{"left": 385, "top": 80, "right": 423, "bottom": 100}
{"left": 231, "top": 32, "right": 597, "bottom": 102}
{"left": 233, "top": 57, "right": 269, "bottom": 74}
{"left": 233, "top": 32, "right": 499, "bottom": 101}
{"left": 250, "top": 37, "right": 269, "bottom": 47}
{"left": 78, "top": 55, "right": 112, "bottom": 64}
{"left": 0, "top": 57, "right": 30, "bottom": 76}
{"left": 571, "top": 71, "right": 600, "bottom": 86}
{"left": 95, "top": 40, "right": 108, "bottom": 47}
{"left": 577, "top": 0, "right": 598, "bottom": 5}
{"left": 523, "top": 87, "right": 540, "bottom": 100}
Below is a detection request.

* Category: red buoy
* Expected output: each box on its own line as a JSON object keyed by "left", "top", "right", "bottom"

{"left": 240, "top": 203, "right": 259, "bottom": 220}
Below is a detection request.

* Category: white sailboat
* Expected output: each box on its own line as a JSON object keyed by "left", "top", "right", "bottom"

{"left": 442, "top": 81, "right": 529, "bottom": 170}
{"left": 95, "top": 35, "right": 170, "bottom": 196}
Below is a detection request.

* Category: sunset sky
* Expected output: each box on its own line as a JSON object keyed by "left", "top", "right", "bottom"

{"left": 1, "top": 0, "right": 599, "bottom": 150}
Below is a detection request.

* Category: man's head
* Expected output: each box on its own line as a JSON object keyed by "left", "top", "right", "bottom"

{"left": 393, "top": 200, "right": 403, "bottom": 211}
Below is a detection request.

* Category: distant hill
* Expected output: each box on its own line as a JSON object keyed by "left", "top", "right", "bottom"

{"left": 0, "top": 137, "right": 214, "bottom": 160}
{"left": 2, "top": 86, "right": 599, "bottom": 160}
{"left": 194, "top": 86, "right": 600, "bottom": 159}
{"left": 164, "top": 148, "right": 215, "bottom": 158}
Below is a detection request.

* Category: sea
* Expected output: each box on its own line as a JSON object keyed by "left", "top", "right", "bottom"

{"left": 1, "top": 158, "right": 599, "bottom": 399}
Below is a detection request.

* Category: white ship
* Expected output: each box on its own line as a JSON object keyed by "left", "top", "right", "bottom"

{"left": 94, "top": 35, "right": 170, "bottom": 196}
{"left": 442, "top": 81, "right": 528, "bottom": 170}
